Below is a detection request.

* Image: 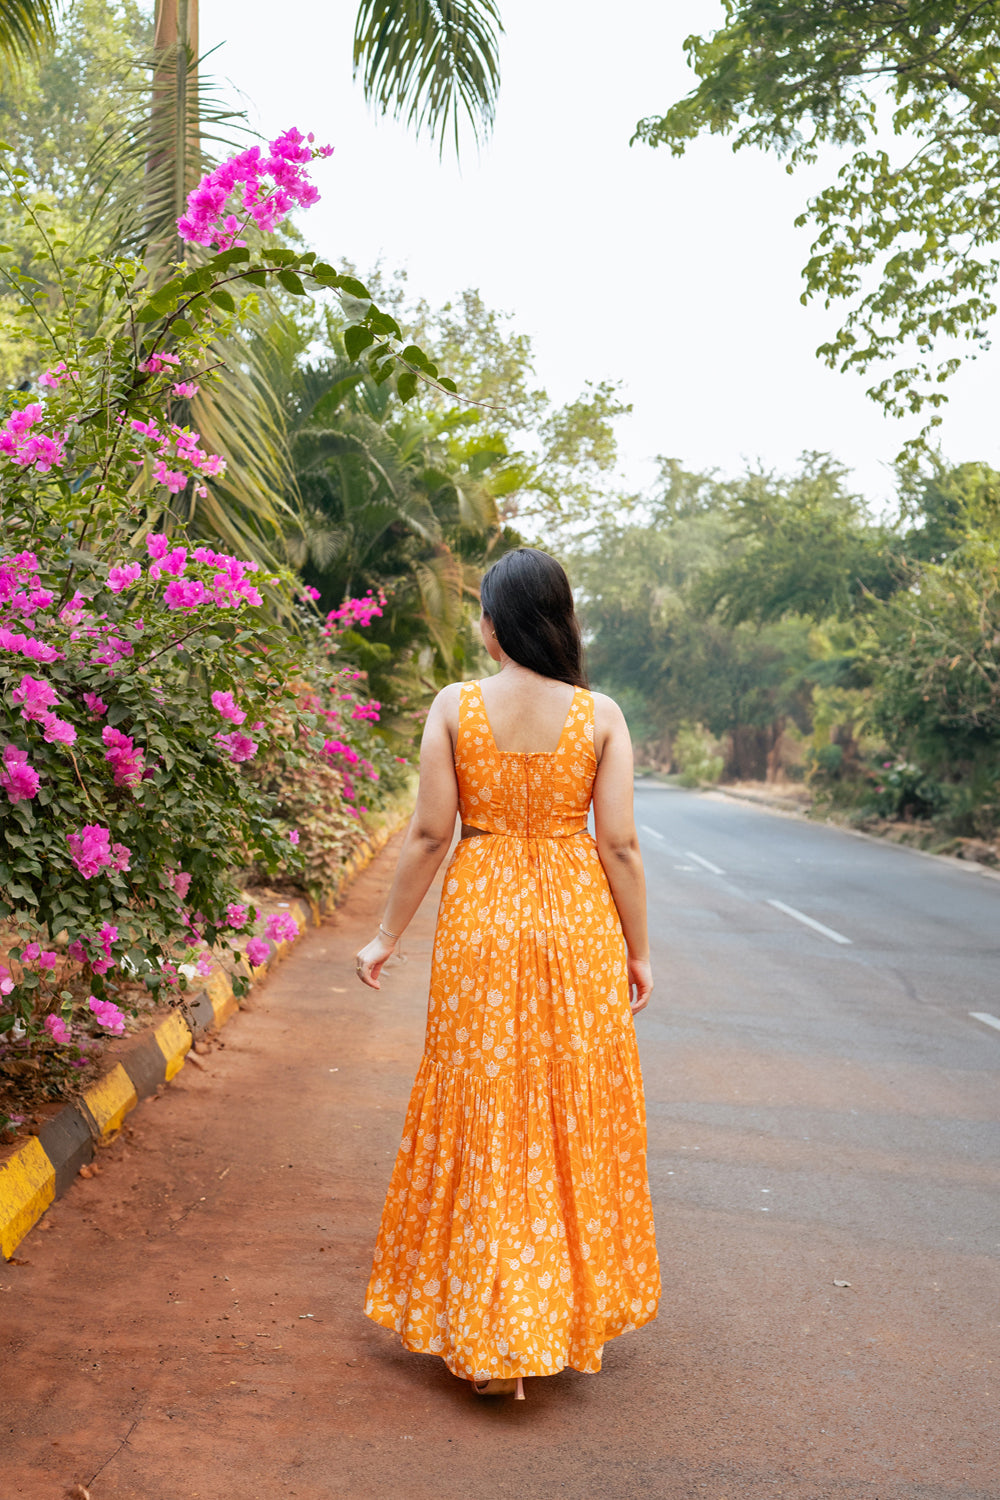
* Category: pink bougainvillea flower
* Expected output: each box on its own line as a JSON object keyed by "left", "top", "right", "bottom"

{"left": 288, "top": 829, "right": 300, "bottom": 846}
{"left": 172, "top": 381, "right": 200, "bottom": 398}
{"left": 146, "top": 533, "right": 170, "bottom": 561}
{"left": 138, "top": 352, "right": 181, "bottom": 374}
{"left": 0, "top": 743, "right": 40, "bottom": 802}
{"left": 83, "top": 692, "right": 108, "bottom": 717}
{"left": 210, "top": 689, "right": 246, "bottom": 725}
{"left": 0, "top": 404, "right": 68, "bottom": 472}
{"left": 264, "top": 911, "right": 300, "bottom": 944}
{"left": 195, "top": 953, "right": 214, "bottom": 977}
{"left": 245, "top": 936, "right": 270, "bottom": 967}
{"left": 215, "top": 730, "right": 257, "bottom": 763}
{"left": 11, "top": 673, "right": 59, "bottom": 720}
{"left": 351, "top": 699, "right": 381, "bottom": 723}
{"left": 67, "top": 824, "right": 113, "bottom": 878}
{"left": 66, "top": 939, "right": 86, "bottom": 963}
{"left": 225, "top": 902, "right": 249, "bottom": 928}
{"left": 97, "top": 922, "right": 118, "bottom": 957}
{"left": 107, "top": 562, "right": 142, "bottom": 593}
{"left": 164, "top": 578, "right": 207, "bottom": 610}
{"left": 170, "top": 869, "right": 192, "bottom": 900}
{"left": 22, "top": 942, "right": 40, "bottom": 962}
{"left": 300, "top": 585, "right": 320, "bottom": 602}
{"left": 44, "top": 1012, "right": 72, "bottom": 1045}
{"left": 153, "top": 460, "right": 188, "bottom": 494}
{"left": 38, "top": 950, "right": 58, "bottom": 969}
{"left": 40, "top": 711, "right": 76, "bottom": 746}
{"left": 102, "top": 725, "right": 145, "bottom": 788}
{"left": 0, "top": 965, "right": 13, "bottom": 996}
{"left": 91, "top": 957, "right": 113, "bottom": 975}
{"left": 149, "top": 546, "right": 187, "bottom": 580}
{"left": 177, "top": 127, "right": 331, "bottom": 249}
{"left": 38, "top": 361, "right": 72, "bottom": 388}
{"left": 111, "top": 842, "right": 131, "bottom": 873}
{"left": 88, "top": 995, "right": 126, "bottom": 1035}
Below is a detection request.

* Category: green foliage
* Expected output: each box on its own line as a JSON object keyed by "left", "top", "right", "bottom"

{"left": 634, "top": 1, "right": 1000, "bottom": 443}
{"left": 672, "top": 722, "right": 723, "bottom": 788}
{"left": 353, "top": 0, "right": 503, "bottom": 156}
{"left": 0, "top": 0, "right": 56, "bottom": 65}
{"left": 702, "top": 453, "right": 902, "bottom": 626}
{"left": 863, "top": 532, "right": 1000, "bottom": 773}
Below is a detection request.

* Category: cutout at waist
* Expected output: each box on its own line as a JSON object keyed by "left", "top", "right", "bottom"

{"left": 458, "top": 823, "right": 590, "bottom": 841}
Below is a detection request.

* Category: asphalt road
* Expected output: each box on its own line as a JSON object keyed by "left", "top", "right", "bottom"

{"left": 3, "top": 794, "right": 998, "bottom": 1499}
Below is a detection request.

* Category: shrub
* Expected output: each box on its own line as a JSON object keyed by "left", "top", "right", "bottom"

{"left": 672, "top": 721, "right": 724, "bottom": 787}
{"left": 0, "top": 128, "right": 434, "bottom": 1105}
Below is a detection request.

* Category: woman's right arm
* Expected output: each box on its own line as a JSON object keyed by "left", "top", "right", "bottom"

{"left": 354, "top": 684, "right": 460, "bottom": 990}
{"left": 592, "top": 695, "right": 653, "bottom": 1014}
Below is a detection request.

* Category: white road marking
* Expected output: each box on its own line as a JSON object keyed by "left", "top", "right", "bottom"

{"left": 767, "top": 899, "right": 852, "bottom": 945}
{"left": 684, "top": 850, "right": 725, "bottom": 876}
{"left": 640, "top": 824, "right": 664, "bottom": 840}
{"left": 970, "top": 1012, "right": 1000, "bottom": 1034}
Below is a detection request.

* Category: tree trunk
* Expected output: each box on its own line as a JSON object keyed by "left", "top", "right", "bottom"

{"left": 148, "top": 0, "right": 199, "bottom": 257}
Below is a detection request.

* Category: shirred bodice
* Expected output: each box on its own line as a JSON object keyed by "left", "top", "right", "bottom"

{"left": 455, "top": 679, "right": 596, "bottom": 839}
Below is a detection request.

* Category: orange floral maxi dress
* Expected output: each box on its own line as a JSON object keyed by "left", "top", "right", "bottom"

{"left": 364, "top": 681, "right": 661, "bottom": 1380}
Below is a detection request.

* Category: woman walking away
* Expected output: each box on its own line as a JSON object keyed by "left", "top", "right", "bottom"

{"left": 356, "top": 547, "right": 660, "bottom": 1400}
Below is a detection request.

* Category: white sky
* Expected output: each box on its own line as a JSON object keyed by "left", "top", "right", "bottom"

{"left": 199, "top": 0, "right": 1000, "bottom": 511}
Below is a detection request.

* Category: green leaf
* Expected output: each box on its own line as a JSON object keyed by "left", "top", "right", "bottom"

{"left": 336, "top": 275, "right": 371, "bottom": 299}
{"left": 438, "top": 376, "right": 458, "bottom": 393}
{"left": 396, "top": 370, "right": 419, "bottom": 403}
{"left": 211, "top": 247, "right": 252, "bottom": 270}
{"left": 171, "top": 318, "right": 194, "bottom": 337}
{"left": 369, "top": 308, "right": 401, "bottom": 338}
{"left": 344, "top": 324, "right": 376, "bottom": 361}
{"left": 277, "top": 269, "right": 306, "bottom": 296}
{"left": 210, "top": 288, "right": 236, "bottom": 312}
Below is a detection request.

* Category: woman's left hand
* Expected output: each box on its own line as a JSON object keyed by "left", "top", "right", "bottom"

{"left": 354, "top": 931, "right": 398, "bottom": 989}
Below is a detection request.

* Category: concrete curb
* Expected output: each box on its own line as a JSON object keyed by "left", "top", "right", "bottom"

{"left": 0, "top": 807, "right": 408, "bottom": 1260}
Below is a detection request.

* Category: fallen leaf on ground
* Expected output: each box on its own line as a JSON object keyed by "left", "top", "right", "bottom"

{"left": 833, "top": 1279, "right": 853, "bottom": 1288}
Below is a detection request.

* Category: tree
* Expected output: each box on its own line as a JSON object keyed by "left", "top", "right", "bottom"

{"left": 634, "top": 2, "right": 1000, "bottom": 442}
{"left": 0, "top": 0, "right": 56, "bottom": 65}
{"left": 700, "top": 452, "right": 902, "bottom": 627}
{"left": 353, "top": 0, "right": 502, "bottom": 155}
{"left": 571, "top": 462, "right": 816, "bottom": 778}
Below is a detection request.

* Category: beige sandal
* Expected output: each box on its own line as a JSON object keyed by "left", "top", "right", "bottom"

{"left": 472, "top": 1377, "right": 525, "bottom": 1400}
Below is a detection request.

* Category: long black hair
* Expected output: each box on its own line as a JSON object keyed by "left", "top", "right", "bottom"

{"left": 479, "top": 548, "right": 588, "bottom": 688}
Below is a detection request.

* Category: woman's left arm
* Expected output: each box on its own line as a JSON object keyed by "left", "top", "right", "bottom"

{"left": 354, "top": 684, "right": 460, "bottom": 989}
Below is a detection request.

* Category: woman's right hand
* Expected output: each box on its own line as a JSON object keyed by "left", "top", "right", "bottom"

{"left": 628, "top": 955, "right": 653, "bottom": 1015}
{"left": 355, "top": 931, "right": 398, "bottom": 990}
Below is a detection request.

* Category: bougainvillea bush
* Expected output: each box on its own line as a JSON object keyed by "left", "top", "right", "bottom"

{"left": 0, "top": 129, "right": 431, "bottom": 1118}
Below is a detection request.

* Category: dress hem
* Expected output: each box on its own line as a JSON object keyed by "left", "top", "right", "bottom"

{"left": 363, "top": 1297, "right": 661, "bottom": 1380}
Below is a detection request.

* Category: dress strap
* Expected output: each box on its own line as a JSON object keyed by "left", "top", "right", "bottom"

{"left": 563, "top": 687, "right": 596, "bottom": 759}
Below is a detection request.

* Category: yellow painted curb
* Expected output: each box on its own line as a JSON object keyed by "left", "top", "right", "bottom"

{"left": 81, "top": 1062, "right": 138, "bottom": 1138}
{"left": 154, "top": 1011, "right": 192, "bottom": 1081}
{"left": 0, "top": 1137, "right": 55, "bottom": 1259}
{"left": 205, "top": 967, "right": 238, "bottom": 1028}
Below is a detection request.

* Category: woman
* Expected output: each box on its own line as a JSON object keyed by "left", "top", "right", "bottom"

{"left": 356, "top": 547, "right": 660, "bottom": 1400}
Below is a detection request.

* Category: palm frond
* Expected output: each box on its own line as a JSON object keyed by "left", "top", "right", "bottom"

{"left": 0, "top": 0, "right": 56, "bottom": 66}
{"left": 353, "top": 0, "right": 502, "bottom": 156}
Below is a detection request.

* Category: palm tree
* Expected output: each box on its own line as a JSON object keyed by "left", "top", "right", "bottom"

{"left": 0, "top": 0, "right": 56, "bottom": 66}
{"left": 353, "top": 0, "right": 503, "bottom": 155}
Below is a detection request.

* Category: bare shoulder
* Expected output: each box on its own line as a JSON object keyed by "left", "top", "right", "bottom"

{"left": 590, "top": 690, "right": 629, "bottom": 759}
{"left": 425, "top": 680, "right": 465, "bottom": 739}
